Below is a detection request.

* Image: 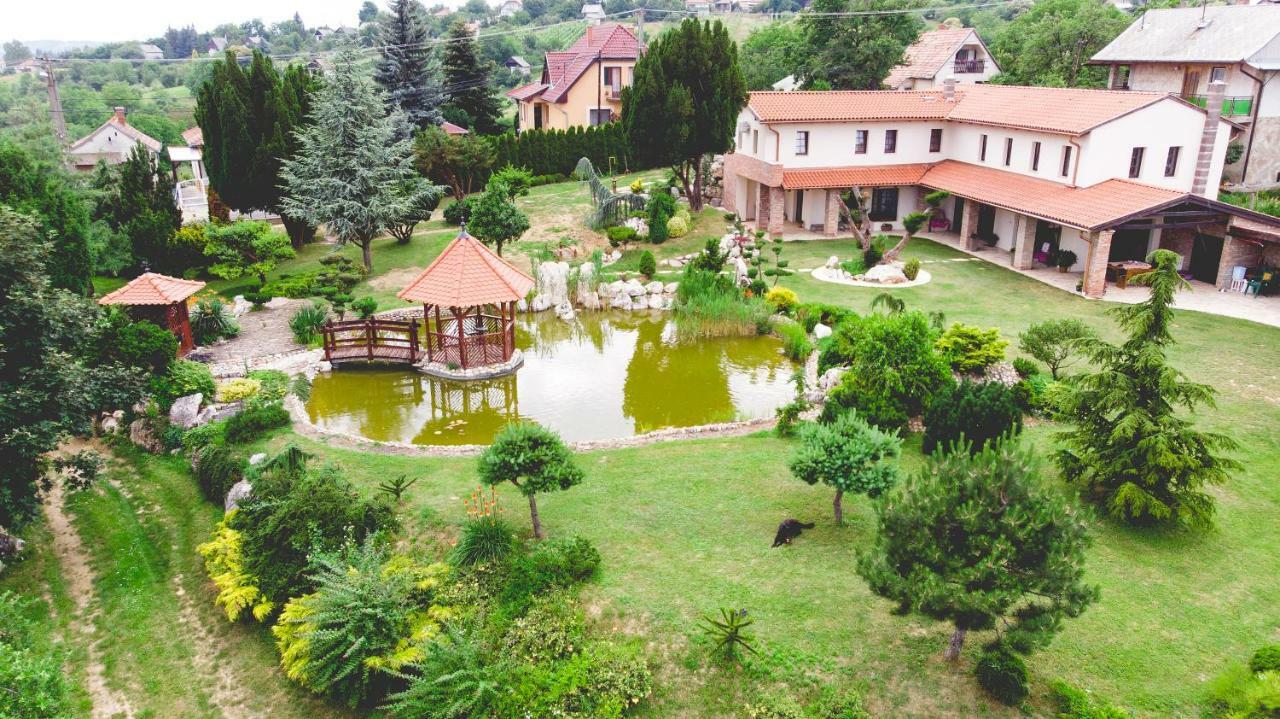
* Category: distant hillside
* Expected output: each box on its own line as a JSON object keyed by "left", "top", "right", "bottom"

{"left": 20, "top": 40, "right": 103, "bottom": 56}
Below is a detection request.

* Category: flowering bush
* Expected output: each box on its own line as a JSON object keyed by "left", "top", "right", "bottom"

{"left": 764, "top": 286, "right": 799, "bottom": 313}
{"left": 216, "top": 377, "right": 262, "bottom": 403}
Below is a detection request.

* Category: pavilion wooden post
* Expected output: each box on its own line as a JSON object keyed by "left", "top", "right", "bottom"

{"left": 423, "top": 304, "right": 434, "bottom": 362}
{"left": 455, "top": 306, "right": 468, "bottom": 369}
{"left": 323, "top": 320, "right": 333, "bottom": 361}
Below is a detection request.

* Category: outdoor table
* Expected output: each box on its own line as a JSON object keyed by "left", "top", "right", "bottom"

{"left": 1107, "top": 261, "right": 1152, "bottom": 289}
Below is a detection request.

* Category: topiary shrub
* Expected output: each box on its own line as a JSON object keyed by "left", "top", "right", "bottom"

{"left": 243, "top": 291, "right": 270, "bottom": 309}
{"left": 1251, "top": 644, "right": 1280, "bottom": 673}
{"left": 795, "top": 302, "right": 855, "bottom": 333}
{"left": 666, "top": 214, "right": 689, "bottom": 238}
{"left": 1012, "top": 357, "right": 1039, "bottom": 378}
{"left": 764, "top": 286, "right": 799, "bottom": 314}
{"left": 261, "top": 271, "right": 320, "bottom": 298}
{"left": 1049, "top": 680, "right": 1130, "bottom": 719}
{"left": 976, "top": 648, "right": 1029, "bottom": 706}
{"left": 923, "top": 380, "right": 1022, "bottom": 455}
{"left": 223, "top": 402, "right": 290, "bottom": 444}
{"left": 935, "top": 322, "right": 1008, "bottom": 373}
{"left": 903, "top": 257, "right": 921, "bottom": 281}
{"left": 638, "top": 250, "right": 656, "bottom": 278}
{"left": 351, "top": 296, "right": 378, "bottom": 319}
{"left": 646, "top": 191, "right": 675, "bottom": 245}
{"left": 606, "top": 225, "right": 637, "bottom": 249}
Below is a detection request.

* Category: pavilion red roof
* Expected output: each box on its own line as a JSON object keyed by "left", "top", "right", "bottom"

{"left": 98, "top": 272, "right": 206, "bottom": 306}
{"left": 398, "top": 230, "right": 535, "bottom": 307}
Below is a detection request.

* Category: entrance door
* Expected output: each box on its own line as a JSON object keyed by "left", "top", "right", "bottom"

{"left": 977, "top": 204, "right": 996, "bottom": 241}
{"left": 533, "top": 104, "right": 543, "bottom": 129}
{"left": 1034, "top": 220, "right": 1061, "bottom": 259}
{"left": 795, "top": 189, "right": 804, "bottom": 225}
{"left": 1189, "top": 233, "right": 1223, "bottom": 284}
{"left": 1181, "top": 69, "right": 1201, "bottom": 98}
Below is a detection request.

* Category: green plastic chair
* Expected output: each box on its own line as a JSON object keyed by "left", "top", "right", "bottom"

{"left": 1245, "top": 271, "right": 1274, "bottom": 298}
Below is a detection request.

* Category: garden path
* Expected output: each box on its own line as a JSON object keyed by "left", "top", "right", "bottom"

{"left": 198, "top": 299, "right": 308, "bottom": 367}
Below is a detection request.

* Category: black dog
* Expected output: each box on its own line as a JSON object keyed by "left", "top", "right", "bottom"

{"left": 772, "top": 519, "right": 816, "bottom": 547}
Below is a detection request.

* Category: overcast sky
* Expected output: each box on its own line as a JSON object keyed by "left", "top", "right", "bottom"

{"left": 7, "top": 0, "right": 431, "bottom": 44}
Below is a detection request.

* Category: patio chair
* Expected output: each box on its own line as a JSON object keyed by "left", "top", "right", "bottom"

{"left": 929, "top": 210, "right": 951, "bottom": 232}
{"left": 1245, "top": 270, "right": 1274, "bottom": 298}
{"left": 1227, "top": 265, "right": 1248, "bottom": 293}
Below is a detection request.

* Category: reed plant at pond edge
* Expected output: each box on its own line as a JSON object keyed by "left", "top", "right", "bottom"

{"left": 673, "top": 267, "right": 773, "bottom": 339}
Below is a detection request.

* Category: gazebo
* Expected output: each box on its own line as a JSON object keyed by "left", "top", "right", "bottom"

{"left": 98, "top": 273, "right": 206, "bottom": 356}
{"left": 398, "top": 229, "right": 535, "bottom": 376}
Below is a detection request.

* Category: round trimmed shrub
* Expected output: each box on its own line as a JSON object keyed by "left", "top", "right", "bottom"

{"left": 976, "top": 648, "right": 1029, "bottom": 706}
{"left": 1251, "top": 644, "right": 1280, "bottom": 673}
{"left": 638, "top": 250, "right": 656, "bottom": 278}
{"left": 923, "top": 380, "right": 1022, "bottom": 455}
{"left": 902, "top": 257, "right": 921, "bottom": 281}
{"left": 935, "top": 323, "right": 1008, "bottom": 373}
{"left": 666, "top": 214, "right": 689, "bottom": 238}
{"left": 764, "top": 286, "right": 799, "bottom": 313}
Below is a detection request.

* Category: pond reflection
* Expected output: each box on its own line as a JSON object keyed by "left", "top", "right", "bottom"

{"left": 306, "top": 311, "right": 794, "bottom": 445}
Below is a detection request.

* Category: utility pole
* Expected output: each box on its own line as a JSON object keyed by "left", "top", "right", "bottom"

{"left": 637, "top": 7, "right": 645, "bottom": 45}
{"left": 43, "top": 57, "right": 67, "bottom": 144}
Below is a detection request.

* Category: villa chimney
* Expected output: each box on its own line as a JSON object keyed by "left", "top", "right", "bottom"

{"left": 113, "top": 106, "right": 127, "bottom": 124}
{"left": 1191, "top": 80, "right": 1226, "bottom": 197}
{"left": 942, "top": 78, "right": 957, "bottom": 102}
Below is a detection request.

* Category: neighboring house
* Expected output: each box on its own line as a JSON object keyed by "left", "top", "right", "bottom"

{"left": 686, "top": 0, "right": 712, "bottom": 13}
{"left": 139, "top": 43, "right": 164, "bottom": 60}
{"left": 441, "top": 121, "right": 469, "bottom": 135}
{"left": 722, "top": 82, "right": 1280, "bottom": 298}
{"left": 507, "top": 23, "right": 642, "bottom": 132}
{"left": 499, "top": 0, "right": 523, "bottom": 17}
{"left": 884, "top": 27, "right": 1000, "bottom": 91}
{"left": 1090, "top": 4, "right": 1280, "bottom": 187}
{"left": 11, "top": 58, "right": 42, "bottom": 76}
{"left": 581, "top": 3, "right": 606, "bottom": 22}
{"left": 66, "top": 107, "right": 163, "bottom": 171}
{"left": 207, "top": 36, "right": 228, "bottom": 55}
{"left": 505, "top": 55, "right": 531, "bottom": 75}
{"left": 181, "top": 125, "right": 203, "bottom": 149}
{"left": 772, "top": 74, "right": 799, "bottom": 92}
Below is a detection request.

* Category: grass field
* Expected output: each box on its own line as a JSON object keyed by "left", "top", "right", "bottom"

{"left": 27, "top": 181, "right": 1280, "bottom": 717}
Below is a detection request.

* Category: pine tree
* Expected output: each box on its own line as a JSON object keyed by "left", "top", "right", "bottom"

{"left": 374, "top": 0, "right": 445, "bottom": 130}
{"left": 623, "top": 19, "right": 746, "bottom": 211}
{"left": 858, "top": 441, "right": 1098, "bottom": 661}
{"left": 112, "top": 145, "right": 183, "bottom": 273}
{"left": 440, "top": 19, "right": 503, "bottom": 134}
{"left": 280, "top": 46, "right": 421, "bottom": 271}
{"left": 1053, "top": 250, "right": 1239, "bottom": 529}
{"left": 0, "top": 139, "right": 92, "bottom": 294}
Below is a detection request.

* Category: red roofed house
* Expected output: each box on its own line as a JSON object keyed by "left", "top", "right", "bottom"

{"left": 441, "top": 121, "right": 469, "bottom": 136}
{"left": 506, "top": 23, "right": 642, "bottom": 132}
{"left": 884, "top": 27, "right": 1000, "bottom": 91}
{"left": 723, "top": 81, "right": 1280, "bottom": 298}
{"left": 398, "top": 230, "right": 535, "bottom": 375}
{"left": 98, "top": 273, "right": 207, "bottom": 356}
{"left": 66, "top": 107, "right": 163, "bottom": 171}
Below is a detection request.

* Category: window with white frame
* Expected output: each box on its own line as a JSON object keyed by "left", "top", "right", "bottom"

{"left": 795, "top": 130, "right": 809, "bottom": 155}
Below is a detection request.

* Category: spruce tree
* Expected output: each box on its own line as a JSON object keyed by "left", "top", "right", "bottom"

{"left": 111, "top": 145, "right": 183, "bottom": 274}
{"left": 280, "top": 46, "right": 423, "bottom": 271}
{"left": 623, "top": 19, "right": 746, "bottom": 211}
{"left": 375, "top": 0, "right": 445, "bottom": 130}
{"left": 440, "top": 19, "right": 503, "bottom": 134}
{"left": 1053, "top": 250, "right": 1239, "bottom": 529}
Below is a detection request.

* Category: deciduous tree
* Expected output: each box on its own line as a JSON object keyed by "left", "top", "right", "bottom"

{"left": 0, "top": 139, "right": 92, "bottom": 294}
{"left": 738, "top": 22, "right": 804, "bottom": 91}
{"left": 413, "top": 125, "right": 495, "bottom": 198}
{"left": 800, "top": 0, "right": 922, "bottom": 90}
{"left": 280, "top": 46, "right": 420, "bottom": 271}
{"left": 202, "top": 220, "right": 296, "bottom": 286}
{"left": 1018, "top": 318, "right": 1096, "bottom": 379}
{"left": 375, "top": 0, "right": 445, "bottom": 130}
{"left": 989, "top": 0, "right": 1130, "bottom": 88}
{"left": 789, "top": 412, "right": 901, "bottom": 525}
{"left": 858, "top": 441, "right": 1098, "bottom": 661}
{"left": 477, "top": 422, "right": 584, "bottom": 539}
{"left": 623, "top": 19, "right": 746, "bottom": 211}
{"left": 1052, "top": 250, "right": 1239, "bottom": 529}
{"left": 467, "top": 179, "right": 529, "bottom": 256}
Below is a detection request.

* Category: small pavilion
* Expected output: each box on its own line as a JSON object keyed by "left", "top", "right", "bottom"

{"left": 398, "top": 229, "right": 535, "bottom": 376}
{"left": 98, "top": 273, "right": 206, "bottom": 356}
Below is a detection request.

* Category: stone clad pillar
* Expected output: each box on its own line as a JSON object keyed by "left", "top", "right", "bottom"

{"left": 758, "top": 184, "right": 771, "bottom": 231}
{"left": 1082, "top": 230, "right": 1114, "bottom": 298}
{"left": 1012, "top": 215, "right": 1036, "bottom": 270}
{"left": 1216, "top": 233, "right": 1262, "bottom": 289}
{"left": 960, "top": 200, "right": 979, "bottom": 250}
{"left": 824, "top": 190, "right": 840, "bottom": 237}
{"left": 767, "top": 185, "right": 785, "bottom": 237}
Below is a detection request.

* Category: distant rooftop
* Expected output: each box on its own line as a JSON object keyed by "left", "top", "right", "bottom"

{"left": 1091, "top": 5, "right": 1280, "bottom": 69}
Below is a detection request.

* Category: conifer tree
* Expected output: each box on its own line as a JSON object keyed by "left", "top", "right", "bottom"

{"left": 374, "top": 0, "right": 445, "bottom": 130}
{"left": 110, "top": 145, "right": 182, "bottom": 273}
{"left": 280, "top": 46, "right": 423, "bottom": 271}
{"left": 440, "top": 19, "right": 503, "bottom": 134}
{"left": 1053, "top": 250, "right": 1239, "bottom": 529}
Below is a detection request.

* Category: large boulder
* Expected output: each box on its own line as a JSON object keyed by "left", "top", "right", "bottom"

{"left": 864, "top": 264, "right": 909, "bottom": 285}
{"left": 647, "top": 294, "right": 665, "bottom": 310}
{"left": 814, "top": 322, "right": 833, "bottom": 340}
{"left": 516, "top": 298, "right": 529, "bottom": 313}
{"left": 580, "top": 291, "right": 602, "bottom": 311}
{"left": 554, "top": 299, "right": 577, "bottom": 322}
{"left": 610, "top": 293, "right": 634, "bottom": 310}
{"left": 624, "top": 279, "right": 647, "bottom": 297}
{"left": 225, "top": 480, "right": 253, "bottom": 512}
{"left": 664, "top": 282, "right": 679, "bottom": 294}
{"left": 530, "top": 294, "right": 553, "bottom": 312}
{"left": 575, "top": 263, "right": 596, "bottom": 302}
{"left": 169, "top": 393, "right": 204, "bottom": 429}
{"left": 129, "top": 418, "right": 163, "bottom": 453}
{"left": 825, "top": 255, "right": 840, "bottom": 269}
{"left": 645, "top": 281, "right": 664, "bottom": 295}
{"left": 248, "top": 452, "right": 267, "bottom": 466}
{"left": 536, "top": 261, "right": 572, "bottom": 307}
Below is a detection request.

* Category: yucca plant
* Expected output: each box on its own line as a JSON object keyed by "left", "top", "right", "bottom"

{"left": 377, "top": 474, "right": 419, "bottom": 504}
{"left": 702, "top": 607, "right": 758, "bottom": 663}
{"left": 289, "top": 300, "right": 329, "bottom": 344}
{"left": 190, "top": 298, "right": 240, "bottom": 345}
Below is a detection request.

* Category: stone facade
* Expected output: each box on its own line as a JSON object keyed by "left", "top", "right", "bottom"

{"left": 1081, "top": 229, "right": 1114, "bottom": 298}
{"left": 960, "top": 200, "right": 979, "bottom": 250}
{"left": 1216, "top": 235, "right": 1266, "bottom": 287}
{"left": 1012, "top": 215, "right": 1036, "bottom": 270}
{"left": 824, "top": 190, "right": 840, "bottom": 237}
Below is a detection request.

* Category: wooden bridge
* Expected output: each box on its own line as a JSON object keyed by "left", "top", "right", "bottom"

{"left": 321, "top": 318, "right": 421, "bottom": 365}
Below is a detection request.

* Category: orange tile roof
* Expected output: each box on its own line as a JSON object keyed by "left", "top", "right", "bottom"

{"left": 747, "top": 85, "right": 1174, "bottom": 135}
{"left": 98, "top": 273, "right": 206, "bottom": 306}
{"left": 513, "top": 23, "right": 641, "bottom": 104}
{"left": 182, "top": 126, "right": 203, "bottom": 147}
{"left": 782, "top": 164, "right": 931, "bottom": 190}
{"left": 885, "top": 28, "right": 978, "bottom": 88}
{"left": 918, "top": 160, "right": 1183, "bottom": 229}
{"left": 507, "top": 81, "right": 549, "bottom": 101}
{"left": 398, "top": 230, "right": 535, "bottom": 307}
{"left": 441, "top": 121, "right": 469, "bottom": 135}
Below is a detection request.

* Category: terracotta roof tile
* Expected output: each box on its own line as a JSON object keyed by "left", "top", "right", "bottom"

{"left": 182, "top": 126, "right": 203, "bottom": 147}
{"left": 918, "top": 160, "right": 1183, "bottom": 229}
{"left": 441, "top": 121, "right": 469, "bottom": 135}
{"left": 98, "top": 273, "right": 206, "bottom": 306}
{"left": 749, "top": 90, "right": 955, "bottom": 123}
{"left": 538, "top": 23, "right": 641, "bottom": 103}
{"left": 398, "top": 231, "right": 535, "bottom": 307}
{"left": 885, "top": 28, "right": 977, "bottom": 88}
{"left": 782, "top": 164, "right": 931, "bottom": 190}
{"left": 507, "top": 81, "right": 549, "bottom": 101}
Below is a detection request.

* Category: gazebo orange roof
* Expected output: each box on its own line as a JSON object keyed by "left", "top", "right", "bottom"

{"left": 98, "top": 273, "right": 206, "bottom": 306}
{"left": 398, "top": 230, "right": 535, "bottom": 307}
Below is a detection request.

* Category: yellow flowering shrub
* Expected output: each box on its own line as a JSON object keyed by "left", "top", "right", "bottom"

{"left": 196, "top": 511, "right": 274, "bottom": 622}
{"left": 215, "top": 377, "right": 262, "bottom": 403}
{"left": 764, "top": 286, "right": 799, "bottom": 313}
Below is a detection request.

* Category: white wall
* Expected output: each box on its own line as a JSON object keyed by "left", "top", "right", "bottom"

{"left": 769, "top": 121, "right": 948, "bottom": 168}
{"left": 70, "top": 124, "right": 143, "bottom": 160}
{"left": 1077, "top": 98, "right": 1230, "bottom": 196}
{"left": 1059, "top": 229, "right": 1092, "bottom": 272}
{"left": 947, "top": 123, "right": 1078, "bottom": 185}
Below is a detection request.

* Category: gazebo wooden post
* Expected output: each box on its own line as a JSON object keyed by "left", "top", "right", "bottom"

{"left": 424, "top": 304, "right": 434, "bottom": 363}
{"left": 503, "top": 301, "right": 513, "bottom": 360}
{"left": 455, "top": 306, "right": 468, "bottom": 369}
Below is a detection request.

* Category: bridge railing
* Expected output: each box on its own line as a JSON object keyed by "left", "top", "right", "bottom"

{"left": 321, "top": 318, "right": 420, "bottom": 363}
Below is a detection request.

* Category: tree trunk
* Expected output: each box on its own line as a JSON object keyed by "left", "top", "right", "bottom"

{"left": 390, "top": 222, "right": 415, "bottom": 244}
{"left": 882, "top": 231, "right": 913, "bottom": 263}
{"left": 689, "top": 154, "right": 705, "bottom": 211}
{"left": 837, "top": 193, "right": 872, "bottom": 250}
{"left": 282, "top": 216, "right": 316, "bottom": 249}
{"left": 944, "top": 627, "right": 967, "bottom": 661}
{"left": 833, "top": 488, "right": 844, "bottom": 526}
{"left": 360, "top": 240, "right": 373, "bottom": 271}
{"left": 527, "top": 493, "right": 543, "bottom": 539}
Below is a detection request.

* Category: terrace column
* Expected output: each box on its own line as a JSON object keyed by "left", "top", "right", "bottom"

{"left": 1082, "top": 230, "right": 1114, "bottom": 299}
{"left": 823, "top": 190, "right": 840, "bottom": 237}
{"left": 1012, "top": 215, "right": 1036, "bottom": 270}
{"left": 960, "top": 200, "right": 980, "bottom": 250}
{"left": 757, "top": 184, "right": 772, "bottom": 231}
{"left": 767, "top": 185, "right": 785, "bottom": 237}
{"left": 1216, "top": 233, "right": 1261, "bottom": 289}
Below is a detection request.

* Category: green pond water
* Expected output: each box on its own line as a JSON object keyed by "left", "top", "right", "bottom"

{"left": 305, "top": 312, "right": 796, "bottom": 445}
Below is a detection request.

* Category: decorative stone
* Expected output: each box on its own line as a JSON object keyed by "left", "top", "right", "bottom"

{"left": 168, "top": 393, "right": 203, "bottom": 429}
{"left": 662, "top": 295, "right": 675, "bottom": 310}
{"left": 645, "top": 281, "right": 664, "bottom": 294}
{"left": 516, "top": 298, "right": 529, "bottom": 312}
{"left": 580, "top": 291, "right": 601, "bottom": 311}
{"left": 624, "top": 279, "right": 647, "bottom": 297}
{"left": 129, "top": 418, "right": 163, "bottom": 453}
{"left": 609, "top": 279, "right": 627, "bottom": 296}
{"left": 647, "top": 294, "right": 664, "bottom": 309}
{"left": 100, "top": 413, "right": 120, "bottom": 434}
{"left": 575, "top": 263, "right": 595, "bottom": 302}
{"left": 980, "top": 361, "right": 1020, "bottom": 387}
{"left": 864, "top": 264, "right": 908, "bottom": 285}
{"left": 225, "top": 480, "right": 253, "bottom": 512}
{"left": 554, "top": 299, "right": 577, "bottom": 322}
{"left": 817, "top": 367, "right": 847, "bottom": 392}
{"left": 265, "top": 297, "right": 291, "bottom": 309}
{"left": 825, "top": 255, "right": 840, "bottom": 269}
{"left": 814, "top": 322, "right": 833, "bottom": 339}
{"left": 231, "top": 295, "right": 252, "bottom": 315}
{"left": 610, "top": 294, "right": 633, "bottom": 310}
{"left": 530, "top": 294, "right": 553, "bottom": 312}
{"left": 664, "top": 282, "right": 678, "bottom": 294}
{"left": 536, "top": 261, "right": 571, "bottom": 306}
{"left": 249, "top": 452, "right": 267, "bottom": 466}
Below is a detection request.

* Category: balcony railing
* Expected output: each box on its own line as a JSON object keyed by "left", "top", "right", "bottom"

{"left": 953, "top": 58, "right": 985, "bottom": 74}
{"left": 1182, "top": 93, "right": 1254, "bottom": 117}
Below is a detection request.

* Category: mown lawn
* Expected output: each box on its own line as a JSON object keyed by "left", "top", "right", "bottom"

{"left": 29, "top": 195, "right": 1280, "bottom": 717}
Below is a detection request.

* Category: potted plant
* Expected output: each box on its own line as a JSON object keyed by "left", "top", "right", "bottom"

{"left": 1055, "top": 249, "right": 1078, "bottom": 273}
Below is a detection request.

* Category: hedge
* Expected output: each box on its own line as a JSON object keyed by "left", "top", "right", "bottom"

{"left": 489, "top": 123, "right": 639, "bottom": 178}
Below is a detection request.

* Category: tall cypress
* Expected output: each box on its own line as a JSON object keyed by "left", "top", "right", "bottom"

{"left": 374, "top": 0, "right": 444, "bottom": 130}
{"left": 440, "top": 20, "right": 503, "bottom": 135}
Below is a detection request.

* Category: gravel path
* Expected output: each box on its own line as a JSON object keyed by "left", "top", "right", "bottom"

{"left": 198, "top": 300, "right": 309, "bottom": 367}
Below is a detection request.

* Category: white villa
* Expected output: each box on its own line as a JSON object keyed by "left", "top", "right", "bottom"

{"left": 722, "top": 81, "right": 1280, "bottom": 299}
{"left": 66, "top": 107, "right": 163, "bottom": 171}
{"left": 884, "top": 27, "right": 1000, "bottom": 91}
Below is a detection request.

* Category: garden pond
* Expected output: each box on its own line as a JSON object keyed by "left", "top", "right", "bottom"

{"left": 305, "top": 311, "right": 796, "bottom": 445}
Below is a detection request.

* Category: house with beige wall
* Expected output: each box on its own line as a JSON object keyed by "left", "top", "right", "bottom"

{"left": 884, "top": 27, "right": 1000, "bottom": 90}
{"left": 507, "top": 23, "right": 641, "bottom": 132}
{"left": 722, "top": 81, "right": 1280, "bottom": 299}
